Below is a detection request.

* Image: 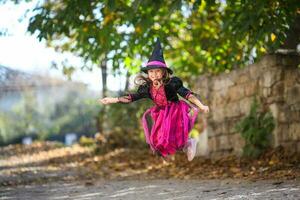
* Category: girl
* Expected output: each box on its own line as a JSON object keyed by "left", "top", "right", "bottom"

{"left": 99, "top": 38, "right": 209, "bottom": 161}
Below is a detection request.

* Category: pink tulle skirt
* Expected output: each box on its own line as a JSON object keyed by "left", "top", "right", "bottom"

{"left": 142, "top": 100, "right": 199, "bottom": 157}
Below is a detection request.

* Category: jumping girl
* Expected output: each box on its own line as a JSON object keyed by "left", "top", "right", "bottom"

{"left": 99, "top": 38, "right": 209, "bottom": 161}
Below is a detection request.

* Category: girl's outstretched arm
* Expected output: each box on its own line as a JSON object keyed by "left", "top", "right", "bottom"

{"left": 187, "top": 94, "right": 210, "bottom": 113}
{"left": 98, "top": 97, "right": 118, "bottom": 105}
{"left": 98, "top": 83, "right": 150, "bottom": 105}
{"left": 171, "top": 76, "right": 209, "bottom": 113}
{"left": 98, "top": 95, "right": 132, "bottom": 105}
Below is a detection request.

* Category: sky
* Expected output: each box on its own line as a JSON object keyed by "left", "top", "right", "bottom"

{"left": 0, "top": 1, "right": 125, "bottom": 93}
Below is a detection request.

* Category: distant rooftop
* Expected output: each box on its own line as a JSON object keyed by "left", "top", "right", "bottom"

{"left": 0, "top": 65, "right": 86, "bottom": 92}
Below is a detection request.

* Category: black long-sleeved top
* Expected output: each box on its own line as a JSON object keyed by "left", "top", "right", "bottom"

{"left": 119, "top": 76, "right": 193, "bottom": 103}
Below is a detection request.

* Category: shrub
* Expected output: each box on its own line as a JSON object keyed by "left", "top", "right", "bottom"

{"left": 235, "top": 98, "right": 275, "bottom": 158}
{"left": 79, "top": 135, "right": 95, "bottom": 147}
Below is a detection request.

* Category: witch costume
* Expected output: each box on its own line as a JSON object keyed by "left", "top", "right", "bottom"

{"left": 118, "top": 38, "right": 199, "bottom": 158}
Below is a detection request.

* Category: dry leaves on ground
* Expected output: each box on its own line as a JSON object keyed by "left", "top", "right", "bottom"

{"left": 0, "top": 142, "right": 299, "bottom": 187}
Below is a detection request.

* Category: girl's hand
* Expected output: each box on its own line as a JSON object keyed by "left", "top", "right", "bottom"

{"left": 199, "top": 105, "right": 210, "bottom": 113}
{"left": 98, "top": 97, "right": 118, "bottom": 105}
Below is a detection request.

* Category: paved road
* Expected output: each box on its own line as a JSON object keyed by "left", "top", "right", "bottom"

{"left": 1, "top": 179, "right": 299, "bottom": 200}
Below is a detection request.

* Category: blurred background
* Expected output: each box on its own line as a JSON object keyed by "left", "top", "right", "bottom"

{"left": 0, "top": 1, "right": 300, "bottom": 191}
{"left": 0, "top": 0, "right": 299, "bottom": 156}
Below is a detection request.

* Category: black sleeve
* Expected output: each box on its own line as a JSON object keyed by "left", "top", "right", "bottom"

{"left": 171, "top": 77, "right": 193, "bottom": 99}
{"left": 127, "top": 84, "right": 149, "bottom": 102}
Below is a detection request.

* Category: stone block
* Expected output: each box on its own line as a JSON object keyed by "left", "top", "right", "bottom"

{"left": 218, "top": 87, "right": 229, "bottom": 100}
{"left": 211, "top": 107, "right": 225, "bottom": 122}
{"left": 288, "top": 111, "right": 300, "bottom": 122}
{"left": 213, "top": 92, "right": 224, "bottom": 105}
{"left": 266, "top": 95, "right": 284, "bottom": 105}
{"left": 262, "top": 87, "right": 272, "bottom": 97}
{"left": 249, "top": 64, "right": 261, "bottom": 80}
{"left": 228, "top": 124, "right": 237, "bottom": 135}
{"left": 211, "top": 99, "right": 220, "bottom": 110}
{"left": 290, "top": 104, "right": 300, "bottom": 111}
{"left": 285, "top": 86, "right": 300, "bottom": 105}
{"left": 284, "top": 69, "right": 300, "bottom": 88}
{"left": 212, "top": 77, "right": 235, "bottom": 91}
{"left": 245, "top": 81, "right": 258, "bottom": 96}
{"left": 225, "top": 102, "right": 241, "bottom": 118}
{"left": 271, "top": 81, "right": 284, "bottom": 96}
{"left": 210, "top": 122, "right": 226, "bottom": 136}
{"left": 239, "top": 97, "right": 253, "bottom": 115}
{"left": 272, "top": 126, "right": 280, "bottom": 147}
{"left": 228, "top": 117, "right": 242, "bottom": 134}
{"left": 269, "top": 103, "right": 279, "bottom": 119}
{"left": 276, "top": 123, "right": 290, "bottom": 142}
{"left": 297, "top": 141, "right": 300, "bottom": 153}
{"left": 236, "top": 73, "right": 251, "bottom": 84}
{"left": 208, "top": 137, "right": 217, "bottom": 153}
{"left": 278, "top": 108, "right": 289, "bottom": 123}
{"left": 218, "top": 118, "right": 235, "bottom": 135}
{"left": 226, "top": 70, "right": 238, "bottom": 82}
{"left": 230, "top": 133, "right": 245, "bottom": 155}
{"left": 265, "top": 69, "right": 283, "bottom": 87}
{"left": 196, "top": 128, "right": 209, "bottom": 156}
{"left": 210, "top": 126, "right": 223, "bottom": 137}
{"left": 289, "top": 123, "right": 300, "bottom": 141}
{"left": 259, "top": 54, "right": 278, "bottom": 68}
{"left": 281, "top": 142, "right": 297, "bottom": 153}
{"left": 217, "top": 135, "right": 231, "bottom": 150}
{"left": 262, "top": 70, "right": 274, "bottom": 88}
{"left": 228, "top": 86, "right": 245, "bottom": 101}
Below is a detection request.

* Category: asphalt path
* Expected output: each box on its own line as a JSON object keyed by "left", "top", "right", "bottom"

{"left": 1, "top": 179, "right": 299, "bottom": 200}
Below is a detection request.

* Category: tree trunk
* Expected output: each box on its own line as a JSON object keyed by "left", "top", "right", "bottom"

{"left": 97, "top": 56, "right": 108, "bottom": 134}
{"left": 101, "top": 57, "right": 107, "bottom": 98}
{"left": 124, "top": 70, "right": 130, "bottom": 92}
{"left": 280, "top": 15, "right": 300, "bottom": 50}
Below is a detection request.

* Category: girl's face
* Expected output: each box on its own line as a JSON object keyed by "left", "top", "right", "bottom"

{"left": 148, "top": 68, "right": 164, "bottom": 82}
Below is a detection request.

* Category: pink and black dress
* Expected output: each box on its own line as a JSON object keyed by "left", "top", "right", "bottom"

{"left": 119, "top": 76, "right": 199, "bottom": 158}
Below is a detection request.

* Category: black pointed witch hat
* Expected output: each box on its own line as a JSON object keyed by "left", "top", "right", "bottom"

{"left": 141, "top": 38, "right": 173, "bottom": 74}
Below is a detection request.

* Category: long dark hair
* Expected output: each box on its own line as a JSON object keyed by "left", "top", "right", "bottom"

{"left": 134, "top": 68, "right": 171, "bottom": 86}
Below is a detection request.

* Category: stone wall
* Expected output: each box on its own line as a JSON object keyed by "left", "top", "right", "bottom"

{"left": 195, "top": 54, "right": 300, "bottom": 157}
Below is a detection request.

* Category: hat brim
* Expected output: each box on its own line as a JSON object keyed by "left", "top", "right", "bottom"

{"left": 141, "top": 65, "right": 173, "bottom": 74}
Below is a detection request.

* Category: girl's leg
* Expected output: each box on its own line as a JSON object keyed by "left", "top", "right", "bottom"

{"left": 186, "top": 138, "right": 197, "bottom": 161}
{"left": 183, "top": 138, "right": 191, "bottom": 153}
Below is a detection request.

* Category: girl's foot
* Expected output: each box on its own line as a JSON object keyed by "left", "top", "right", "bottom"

{"left": 161, "top": 156, "right": 170, "bottom": 165}
{"left": 162, "top": 159, "right": 168, "bottom": 165}
{"left": 187, "top": 138, "right": 197, "bottom": 161}
{"left": 165, "top": 154, "right": 175, "bottom": 162}
{"left": 161, "top": 154, "right": 175, "bottom": 163}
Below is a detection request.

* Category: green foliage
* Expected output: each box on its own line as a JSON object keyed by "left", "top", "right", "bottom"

{"left": 99, "top": 98, "right": 152, "bottom": 148}
{"left": 235, "top": 98, "right": 276, "bottom": 158}
{"left": 79, "top": 135, "right": 96, "bottom": 148}
{"left": 0, "top": 113, "right": 17, "bottom": 144}
{"left": 47, "top": 93, "right": 99, "bottom": 138}
{"left": 0, "top": 91, "right": 99, "bottom": 146}
{"left": 4, "top": 0, "right": 298, "bottom": 78}
{"left": 2, "top": 91, "right": 49, "bottom": 143}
